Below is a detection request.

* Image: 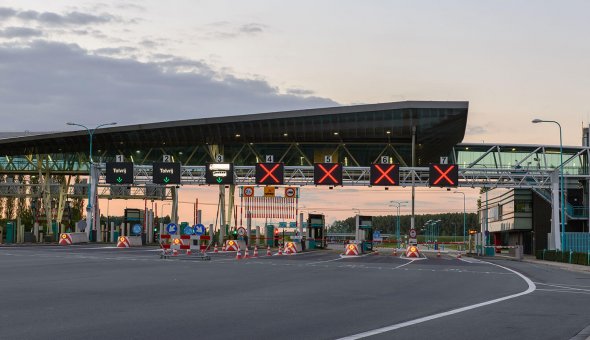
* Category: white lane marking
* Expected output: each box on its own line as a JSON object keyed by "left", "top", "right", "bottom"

{"left": 393, "top": 260, "right": 415, "bottom": 269}
{"left": 535, "top": 289, "right": 590, "bottom": 295}
{"left": 306, "top": 257, "right": 344, "bottom": 265}
{"left": 336, "top": 260, "right": 536, "bottom": 340}
{"left": 535, "top": 283, "right": 590, "bottom": 293}
{"left": 535, "top": 282, "right": 590, "bottom": 289}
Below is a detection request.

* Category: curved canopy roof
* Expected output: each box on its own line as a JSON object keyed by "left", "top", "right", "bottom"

{"left": 0, "top": 100, "right": 468, "bottom": 164}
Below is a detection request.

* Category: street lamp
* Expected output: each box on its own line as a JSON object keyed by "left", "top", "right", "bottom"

{"left": 532, "top": 118, "right": 565, "bottom": 251}
{"left": 389, "top": 200, "right": 408, "bottom": 248}
{"left": 66, "top": 121, "right": 117, "bottom": 241}
{"left": 454, "top": 191, "right": 466, "bottom": 246}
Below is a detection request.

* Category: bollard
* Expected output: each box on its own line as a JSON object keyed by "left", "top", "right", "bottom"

{"left": 542, "top": 249, "right": 546, "bottom": 260}
{"left": 569, "top": 250, "right": 573, "bottom": 264}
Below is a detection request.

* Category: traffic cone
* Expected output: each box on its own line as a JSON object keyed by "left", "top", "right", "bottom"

{"left": 173, "top": 249, "right": 178, "bottom": 257}
{"left": 278, "top": 245, "right": 283, "bottom": 256}
{"left": 374, "top": 248, "right": 379, "bottom": 255}
{"left": 186, "top": 249, "right": 192, "bottom": 255}
{"left": 266, "top": 246, "right": 272, "bottom": 256}
{"left": 244, "top": 248, "right": 250, "bottom": 259}
{"left": 437, "top": 250, "right": 441, "bottom": 258}
{"left": 236, "top": 247, "right": 242, "bottom": 260}
{"left": 222, "top": 243, "right": 226, "bottom": 251}
{"left": 253, "top": 246, "right": 259, "bottom": 258}
{"left": 201, "top": 249, "right": 206, "bottom": 256}
{"left": 457, "top": 252, "right": 462, "bottom": 259}
{"left": 214, "top": 243, "right": 219, "bottom": 253}
{"left": 392, "top": 248, "right": 398, "bottom": 256}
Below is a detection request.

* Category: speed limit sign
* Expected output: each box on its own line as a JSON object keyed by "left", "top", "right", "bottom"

{"left": 409, "top": 229, "right": 417, "bottom": 238}
{"left": 243, "top": 186, "right": 254, "bottom": 197}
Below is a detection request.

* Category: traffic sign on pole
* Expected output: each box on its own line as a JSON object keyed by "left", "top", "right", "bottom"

{"left": 193, "top": 224, "right": 206, "bottom": 235}
{"left": 166, "top": 223, "right": 178, "bottom": 235}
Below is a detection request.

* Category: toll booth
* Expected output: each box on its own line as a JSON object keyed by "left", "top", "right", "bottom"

{"left": 124, "top": 209, "right": 144, "bottom": 244}
{"left": 307, "top": 214, "right": 326, "bottom": 249}
{"left": 355, "top": 215, "right": 373, "bottom": 252}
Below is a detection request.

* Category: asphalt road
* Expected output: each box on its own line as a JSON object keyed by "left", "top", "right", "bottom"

{"left": 0, "top": 245, "right": 589, "bottom": 340}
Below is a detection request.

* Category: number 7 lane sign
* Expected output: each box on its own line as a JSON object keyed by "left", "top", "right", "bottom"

{"left": 429, "top": 164, "right": 459, "bottom": 187}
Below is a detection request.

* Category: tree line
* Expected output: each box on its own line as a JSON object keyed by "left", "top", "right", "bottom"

{"left": 328, "top": 212, "right": 479, "bottom": 236}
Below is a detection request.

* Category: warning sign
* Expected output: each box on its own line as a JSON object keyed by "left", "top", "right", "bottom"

{"left": 264, "top": 186, "right": 275, "bottom": 197}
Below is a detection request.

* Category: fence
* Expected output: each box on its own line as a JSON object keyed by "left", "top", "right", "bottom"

{"left": 563, "top": 232, "right": 590, "bottom": 252}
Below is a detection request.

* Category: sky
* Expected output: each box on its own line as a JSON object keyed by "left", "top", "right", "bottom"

{"left": 1, "top": 1, "right": 589, "bottom": 226}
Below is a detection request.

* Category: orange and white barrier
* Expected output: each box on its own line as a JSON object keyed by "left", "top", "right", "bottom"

{"left": 117, "top": 236, "right": 142, "bottom": 248}
{"left": 224, "top": 240, "right": 247, "bottom": 252}
{"left": 59, "top": 232, "right": 88, "bottom": 245}
{"left": 405, "top": 245, "right": 420, "bottom": 258}
{"left": 344, "top": 243, "right": 360, "bottom": 256}
{"left": 284, "top": 242, "right": 298, "bottom": 254}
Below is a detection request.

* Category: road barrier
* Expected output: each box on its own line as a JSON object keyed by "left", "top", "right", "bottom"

{"left": 117, "top": 236, "right": 142, "bottom": 248}
{"left": 485, "top": 245, "right": 523, "bottom": 260}
{"left": 59, "top": 233, "right": 88, "bottom": 245}
{"left": 405, "top": 246, "right": 420, "bottom": 258}
{"left": 344, "top": 243, "right": 360, "bottom": 256}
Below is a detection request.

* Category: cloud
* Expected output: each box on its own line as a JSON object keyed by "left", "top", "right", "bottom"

{"left": 0, "top": 26, "right": 42, "bottom": 38}
{"left": 239, "top": 23, "right": 266, "bottom": 35}
{"left": 205, "top": 22, "right": 268, "bottom": 39}
{"left": 0, "top": 7, "right": 117, "bottom": 26}
{"left": 0, "top": 41, "right": 338, "bottom": 130}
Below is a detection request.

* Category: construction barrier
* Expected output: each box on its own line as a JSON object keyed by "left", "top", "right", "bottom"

{"left": 284, "top": 242, "right": 301, "bottom": 254}
{"left": 405, "top": 245, "right": 420, "bottom": 258}
{"left": 59, "top": 232, "right": 89, "bottom": 245}
{"left": 224, "top": 239, "right": 247, "bottom": 252}
{"left": 344, "top": 243, "right": 360, "bottom": 256}
{"left": 117, "top": 236, "right": 142, "bottom": 248}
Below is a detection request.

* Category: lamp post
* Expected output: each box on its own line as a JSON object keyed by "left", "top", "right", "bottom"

{"left": 390, "top": 201, "right": 408, "bottom": 248}
{"left": 66, "top": 122, "right": 116, "bottom": 241}
{"left": 454, "top": 191, "right": 466, "bottom": 247}
{"left": 532, "top": 119, "right": 565, "bottom": 251}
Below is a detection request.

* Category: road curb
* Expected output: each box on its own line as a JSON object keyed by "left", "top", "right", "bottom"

{"left": 520, "top": 258, "right": 590, "bottom": 274}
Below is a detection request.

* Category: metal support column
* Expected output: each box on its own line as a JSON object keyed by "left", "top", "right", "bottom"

{"left": 411, "top": 126, "right": 416, "bottom": 230}
{"left": 171, "top": 187, "right": 179, "bottom": 224}
{"left": 551, "top": 171, "right": 561, "bottom": 250}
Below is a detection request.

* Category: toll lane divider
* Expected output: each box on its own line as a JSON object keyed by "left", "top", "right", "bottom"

{"left": 59, "top": 233, "right": 89, "bottom": 245}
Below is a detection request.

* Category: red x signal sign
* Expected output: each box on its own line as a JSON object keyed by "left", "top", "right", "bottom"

{"left": 255, "top": 163, "right": 284, "bottom": 185}
{"left": 429, "top": 164, "right": 459, "bottom": 187}
{"left": 370, "top": 164, "right": 400, "bottom": 186}
{"left": 314, "top": 163, "right": 342, "bottom": 186}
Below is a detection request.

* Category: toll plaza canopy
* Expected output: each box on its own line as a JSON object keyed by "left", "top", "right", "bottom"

{"left": 0, "top": 101, "right": 468, "bottom": 173}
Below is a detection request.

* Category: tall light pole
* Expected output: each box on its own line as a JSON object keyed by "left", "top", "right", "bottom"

{"left": 454, "top": 191, "right": 466, "bottom": 246}
{"left": 390, "top": 201, "right": 408, "bottom": 248}
{"left": 532, "top": 119, "right": 565, "bottom": 251}
{"left": 66, "top": 122, "right": 116, "bottom": 241}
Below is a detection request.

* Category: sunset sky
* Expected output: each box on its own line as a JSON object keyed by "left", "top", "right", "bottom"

{"left": 1, "top": 1, "right": 588, "bottom": 225}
